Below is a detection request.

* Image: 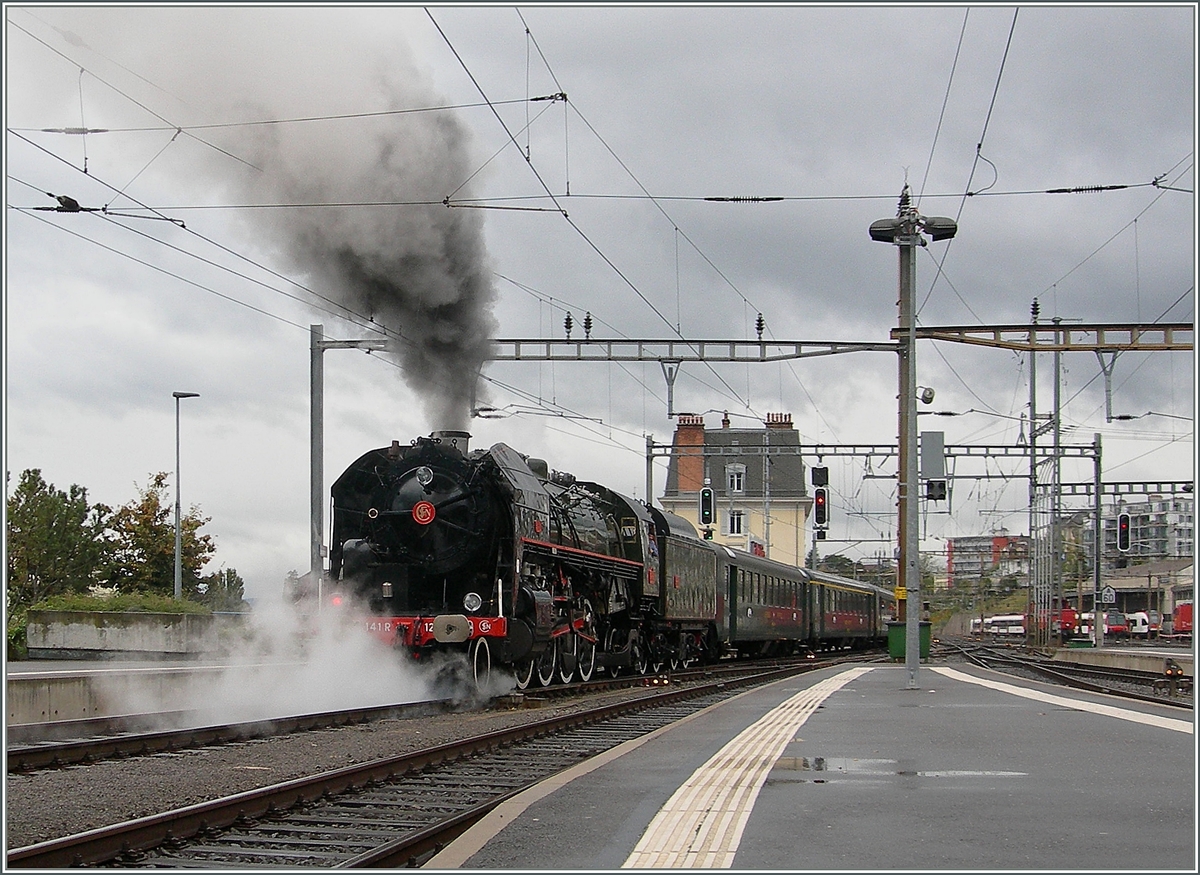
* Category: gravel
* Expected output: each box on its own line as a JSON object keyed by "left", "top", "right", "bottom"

{"left": 5, "top": 690, "right": 649, "bottom": 850}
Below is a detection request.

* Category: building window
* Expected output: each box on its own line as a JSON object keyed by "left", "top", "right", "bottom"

{"left": 726, "top": 464, "right": 746, "bottom": 494}
{"left": 729, "top": 510, "right": 744, "bottom": 535}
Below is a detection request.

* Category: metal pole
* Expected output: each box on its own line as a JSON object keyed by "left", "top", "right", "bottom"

{"left": 1028, "top": 300, "right": 1040, "bottom": 645}
{"left": 307, "top": 328, "right": 389, "bottom": 607}
{"left": 1093, "top": 433, "right": 1104, "bottom": 648}
{"left": 172, "top": 391, "right": 199, "bottom": 600}
{"left": 898, "top": 227, "right": 920, "bottom": 689}
{"left": 870, "top": 188, "right": 955, "bottom": 688}
{"left": 174, "top": 396, "right": 182, "bottom": 601}
{"left": 1052, "top": 317, "right": 1063, "bottom": 646}
{"left": 311, "top": 324, "right": 324, "bottom": 607}
{"left": 646, "top": 434, "right": 654, "bottom": 509}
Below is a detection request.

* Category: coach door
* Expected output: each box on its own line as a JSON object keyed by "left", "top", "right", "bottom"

{"left": 727, "top": 563, "right": 739, "bottom": 641}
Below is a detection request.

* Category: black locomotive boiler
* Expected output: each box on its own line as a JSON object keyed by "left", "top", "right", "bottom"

{"left": 327, "top": 430, "right": 891, "bottom": 688}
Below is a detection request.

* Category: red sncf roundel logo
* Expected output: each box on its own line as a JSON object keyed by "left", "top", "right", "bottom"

{"left": 412, "top": 500, "right": 436, "bottom": 525}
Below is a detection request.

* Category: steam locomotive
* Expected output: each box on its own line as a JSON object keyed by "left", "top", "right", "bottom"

{"left": 327, "top": 430, "right": 892, "bottom": 688}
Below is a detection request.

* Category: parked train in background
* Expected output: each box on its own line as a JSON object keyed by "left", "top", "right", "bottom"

{"left": 323, "top": 431, "right": 894, "bottom": 688}
{"left": 970, "top": 606, "right": 1079, "bottom": 641}
{"left": 972, "top": 604, "right": 1186, "bottom": 643}
{"left": 1126, "top": 610, "right": 1163, "bottom": 639}
{"left": 1077, "top": 611, "right": 1130, "bottom": 637}
{"left": 1170, "top": 601, "right": 1192, "bottom": 640}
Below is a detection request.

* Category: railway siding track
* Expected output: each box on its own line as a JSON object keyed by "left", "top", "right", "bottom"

{"left": 7, "top": 660, "right": 854, "bottom": 869}
{"left": 941, "top": 640, "right": 1194, "bottom": 709}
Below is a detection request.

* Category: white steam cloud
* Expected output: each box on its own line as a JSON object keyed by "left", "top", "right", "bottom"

{"left": 94, "top": 589, "right": 513, "bottom": 727}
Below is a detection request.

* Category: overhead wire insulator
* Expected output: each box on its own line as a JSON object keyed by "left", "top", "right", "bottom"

{"left": 1045, "top": 184, "right": 1128, "bottom": 194}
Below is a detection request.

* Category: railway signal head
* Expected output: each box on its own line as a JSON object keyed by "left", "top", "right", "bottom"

{"left": 699, "top": 486, "right": 715, "bottom": 526}
{"left": 813, "top": 487, "right": 828, "bottom": 526}
{"left": 811, "top": 466, "right": 828, "bottom": 487}
{"left": 1117, "top": 511, "right": 1131, "bottom": 552}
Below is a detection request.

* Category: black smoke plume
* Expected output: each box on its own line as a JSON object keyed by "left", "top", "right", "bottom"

{"left": 229, "top": 88, "right": 498, "bottom": 431}
{"left": 133, "top": 9, "right": 502, "bottom": 431}
{"left": 32, "top": 9, "right": 499, "bottom": 428}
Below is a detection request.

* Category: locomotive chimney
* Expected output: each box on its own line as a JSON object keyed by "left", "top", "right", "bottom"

{"left": 432, "top": 430, "right": 471, "bottom": 455}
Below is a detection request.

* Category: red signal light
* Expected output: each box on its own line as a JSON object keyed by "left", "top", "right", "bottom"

{"left": 813, "top": 487, "right": 828, "bottom": 526}
{"left": 1116, "top": 511, "right": 1131, "bottom": 552}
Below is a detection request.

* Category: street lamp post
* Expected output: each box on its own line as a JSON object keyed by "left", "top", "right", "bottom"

{"left": 173, "top": 391, "right": 200, "bottom": 600}
{"left": 870, "top": 184, "right": 956, "bottom": 689}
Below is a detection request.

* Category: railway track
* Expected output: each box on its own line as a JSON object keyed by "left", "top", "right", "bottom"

{"left": 939, "top": 639, "right": 1194, "bottom": 708}
{"left": 7, "top": 658, "right": 866, "bottom": 869}
{"left": 6, "top": 699, "right": 458, "bottom": 773}
{"left": 6, "top": 652, "right": 849, "bottom": 774}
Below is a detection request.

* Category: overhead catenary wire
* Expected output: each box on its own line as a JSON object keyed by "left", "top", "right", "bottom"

{"left": 916, "top": 7, "right": 1020, "bottom": 324}
{"left": 12, "top": 153, "right": 654, "bottom": 462}
{"left": 8, "top": 11, "right": 1190, "bottom": 549}
{"left": 6, "top": 136, "right": 394, "bottom": 341}
{"left": 427, "top": 9, "right": 758, "bottom": 419}
{"left": 916, "top": 8, "right": 969, "bottom": 211}
{"left": 9, "top": 18, "right": 262, "bottom": 172}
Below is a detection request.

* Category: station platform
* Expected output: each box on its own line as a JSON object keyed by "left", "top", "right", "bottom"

{"left": 1050, "top": 644, "right": 1194, "bottom": 676}
{"left": 429, "top": 662, "right": 1195, "bottom": 871}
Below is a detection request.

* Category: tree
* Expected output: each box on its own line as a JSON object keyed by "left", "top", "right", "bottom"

{"left": 5, "top": 469, "right": 110, "bottom": 610}
{"left": 103, "top": 472, "right": 214, "bottom": 596}
{"left": 198, "top": 567, "right": 247, "bottom": 611}
{"left": 817, "top": 553, "right": 857, "bottom": 577}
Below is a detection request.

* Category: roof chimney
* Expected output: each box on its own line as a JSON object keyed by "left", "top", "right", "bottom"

{"left": 674, "top": 415, "right": 706, "bottom": 492}
{"left": 764, "top": 412, "right": 793, "bottom": 429}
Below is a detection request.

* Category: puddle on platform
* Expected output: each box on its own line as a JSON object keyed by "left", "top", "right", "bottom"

{"left": 774, "top": 756, "right": 1026, "bottom": 778}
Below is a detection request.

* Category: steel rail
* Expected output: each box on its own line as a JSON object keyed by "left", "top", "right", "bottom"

{"left": 6, "top": 663, "right": 815, "bottom": 868}
{"left": 939, "top": 640, "right": 1192, "bottom": 709}
{"left": 6, "top": 699, "right": 456, "bottom": 773}
{"left": 7, "top": 651, "right": 855, "bottom": 773}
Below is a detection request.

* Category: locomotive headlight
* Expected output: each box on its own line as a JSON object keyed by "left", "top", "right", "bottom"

{"left": 415, "top": 466, "right": 434, "bottom": 487}
{"left": 463, "top": 592, "right": 483, "bottom": 612}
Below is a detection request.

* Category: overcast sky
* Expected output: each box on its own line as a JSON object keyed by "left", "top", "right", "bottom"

{"left": 5, "top": 4, "right": 1195, "bottom": 601}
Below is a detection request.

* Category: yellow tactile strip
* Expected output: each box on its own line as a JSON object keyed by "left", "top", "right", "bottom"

{"left": 622, "top": 666, "right": 874, "bottom": 868}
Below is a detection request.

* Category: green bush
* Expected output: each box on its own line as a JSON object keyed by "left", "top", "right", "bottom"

{"left": 7, "top": 610, "right": 29, "bottom": 660}
{"left": 30, "top": 592, "right": 212, "bottom": 615}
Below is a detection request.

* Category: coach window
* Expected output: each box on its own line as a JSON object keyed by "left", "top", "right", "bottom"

{"left": 729, "top": 510, "right": 744, "bottom": 535}
{"left": 726, "top": 464, "right": 746, "bottom": 495}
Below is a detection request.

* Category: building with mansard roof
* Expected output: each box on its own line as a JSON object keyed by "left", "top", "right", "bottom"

{"left": 659, "top": 412, "right": 813, "bottom": 567}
